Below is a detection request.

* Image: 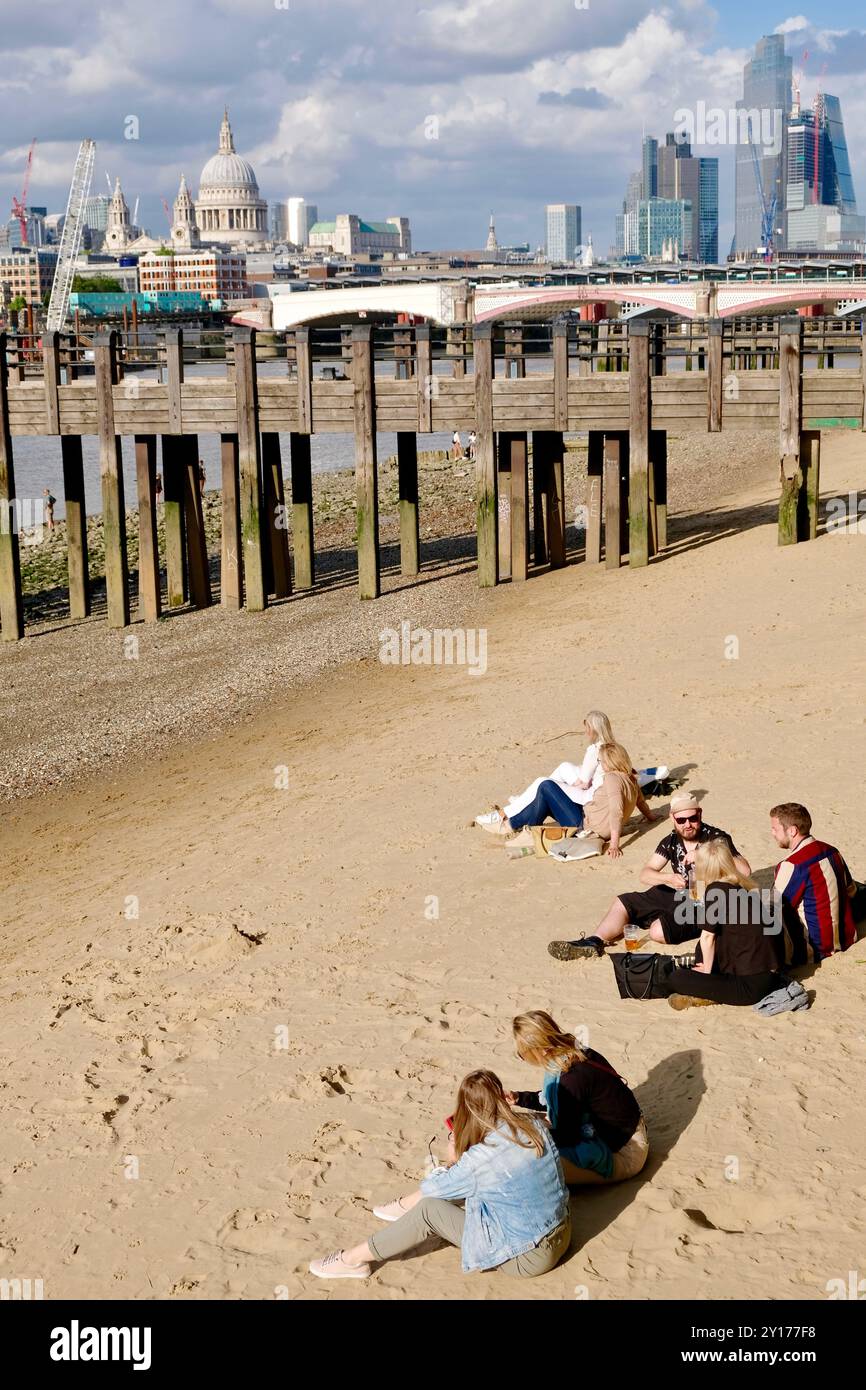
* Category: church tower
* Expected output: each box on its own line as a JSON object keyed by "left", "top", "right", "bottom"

{"left": 171, "top": 174, "right": 200, "bottom": 249}
{"left": 486, "top": 212, "right": 498, "bottom": 252}
{"left": 104, "top": 178, "right": 131, "bottom": 253}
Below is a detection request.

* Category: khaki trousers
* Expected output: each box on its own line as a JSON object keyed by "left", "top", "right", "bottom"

{"left": 560, "top": 1117, "right": 650, "bottom": 1186}
{"left": 367, "top": 1197, "right": 571, "bottom": 1278}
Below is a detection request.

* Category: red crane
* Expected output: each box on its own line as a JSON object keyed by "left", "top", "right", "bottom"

{"left": 11, "top": 138, "right": 37, "bottom": 245}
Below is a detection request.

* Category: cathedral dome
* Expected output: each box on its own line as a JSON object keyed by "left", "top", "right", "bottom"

{"left": 199, "top": 152, "right": 259, "bottom": 193}
{"left": 195, "top": 108, "right": 268, "bottom": 246}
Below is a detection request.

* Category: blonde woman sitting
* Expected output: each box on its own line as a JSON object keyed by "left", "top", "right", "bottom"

{"left": 508, "top": 1011, "right": 649, "bottom": 1184}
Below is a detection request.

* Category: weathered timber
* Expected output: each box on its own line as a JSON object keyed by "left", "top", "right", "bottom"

{"left": 94, "top": 332, "right": 130, "bottom": 628}
{"left": 352, "top": 325, "right": 380, "bottom": 599}
{"left": 234, "top": 328, "right": 267, "bottom": 610}
{"left": 553, "top": 322, "right": 569, "bottom": 431}
{"left": 800, "top": 431, "right": 821, "bottom": 542}
{"left": 628, "top": 323, "right": 651, "bottom": 568}
{"left": 650, "top": 430, "right": 668, "bottom": 554}
{"left": 294, "top": 328, "right": 313, "bottom": 434}
{"left": 510, "top": 432, "right": 529, "bottom": 583}
{"left": 0, "top": 333, "right": 24, "bottom": 640}
{"left": 779, "top": 318, "right": 803, "bottom": 547}
{"left": 585, "top": 431, "right": 604, "bottom": 564}
{"left": 262, "top": 432, "right": 292, "bottom": 599}
{"left": 474, "top": 324, "right": 498, "bottom": 587}
{"left": 134, "top": 434, "right": 161, "bottom": 622}
{"left": 61, "top": 436, "right": 90, "bottom": 620}
{"left": 707, "top": 319, "right": 723, "bottom": 432}
{"left": 161, "top": 436, "right": 187, "bottom": 608}
{"left": 290, "top": 433, "right": 315, "bottom": 590}
{"left": 182, "top": 435, "right": 212, "bottom": 609}
{"left": 397, "top": 432, "right": 420, "bottom": 578}
{"left": 497, "top": 433, "right": 512, "bottom": 580}
{"left": 220, "top": 434, "right": 243, "bottom": 609}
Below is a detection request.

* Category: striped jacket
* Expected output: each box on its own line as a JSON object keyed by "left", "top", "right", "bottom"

{"left": 774, "top": 837, "right": 856, "bottom": 964}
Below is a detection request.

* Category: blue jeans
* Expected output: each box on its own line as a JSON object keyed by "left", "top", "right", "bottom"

{"left": 509, "top": 780, "right": 585, "bottom": 830}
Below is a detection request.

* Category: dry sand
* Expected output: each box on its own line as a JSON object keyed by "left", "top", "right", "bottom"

{"left": 1, "top": 430, "right": 865, "bottom": 1301}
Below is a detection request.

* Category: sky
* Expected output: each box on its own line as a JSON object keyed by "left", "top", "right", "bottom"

{"left": 1, "top": 0, "right": 865, "bottom": 257}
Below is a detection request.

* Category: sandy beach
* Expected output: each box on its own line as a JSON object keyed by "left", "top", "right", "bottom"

{"left": 1, "top": 429, "right": 865, "bottom": 1302}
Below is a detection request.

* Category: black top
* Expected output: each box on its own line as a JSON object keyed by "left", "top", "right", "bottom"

{"left": 696, "top": 881, "right": 785, "bottom": 977}
{"left": 515, "top": 1048, "right": 641, "bottom": 1153}
{"left": 655, "top": 823, "right": 739, "bottom": 880}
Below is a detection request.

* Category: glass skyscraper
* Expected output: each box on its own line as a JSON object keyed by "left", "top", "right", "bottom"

{"left": 734, "top": 34, "right": 792, "bottom": 255}
{"left": 545, "top": 204, "right": 581, "bottom": 262}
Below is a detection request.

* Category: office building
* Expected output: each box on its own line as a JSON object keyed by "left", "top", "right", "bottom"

{"left": 138, "top": 247, "right": 249, "bottom": 301}
{"left": 624, "top": 199, "right": 691, "bottom": 260}
{"left": 642, "top": 136, "right": 658, "bottom": 200}
{"left": 545, "top": 204, "right": 581, "bottom": 262}
{"left": 0, "top": 248, "right": 57, "bottom": 303}
{"left": 734, "top": 34, "right": 792, "bottom": 255}
{"left": 287, "top": 197, "right": 318, "bottom": 247}
{"left": 308, "top": 214, "right": 411, "bottom": 256}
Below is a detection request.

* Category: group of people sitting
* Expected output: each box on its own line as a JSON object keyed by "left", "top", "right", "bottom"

{"left": 310, "top": 1011, "right": 647, "bottom": 1283}
{"left": 476, "top": 711, "right": 859, "bottom": 1008}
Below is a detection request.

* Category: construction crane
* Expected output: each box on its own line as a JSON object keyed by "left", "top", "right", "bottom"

{"left": 11, "top": 139, "right": 37, "bottom": 245}
{"left": 748, "top": 118, "right": 778, "bottom": 262}
{"left": 46, "top": 139, "right": 96, "bottom": 334}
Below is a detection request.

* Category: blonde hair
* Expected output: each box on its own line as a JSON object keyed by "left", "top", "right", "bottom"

{"left": 513, "top": 1011, "right": 586, "bottom": 1073}
{"left": 452, "top": 1069, "right": 544, "bottom": 1159}
{"left": 694, "top": 838, "right": 756, "bottom": 891}
{"left": 584, "top": 710, "right": 614, "bottom": 745}
{"left": 598, "top": 741, "right": 636, "bottom": 780}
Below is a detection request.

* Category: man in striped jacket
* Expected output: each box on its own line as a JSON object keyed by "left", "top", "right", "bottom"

{"left": 770, "top": 803, "right": 857, "bottom": 964}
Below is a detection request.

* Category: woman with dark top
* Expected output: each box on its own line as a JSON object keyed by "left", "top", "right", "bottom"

{"left": 510, "top": 1011, "right": 649, "bottom": 1185}
{"left": 666, "top": 839, "right": 786, "bottom": 1010}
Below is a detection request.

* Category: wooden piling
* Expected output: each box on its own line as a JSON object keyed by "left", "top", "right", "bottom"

{"left": 778, "top": 318, "right": 803, "bottom": 547}
{"left": 628, "top": 321, "right": 651, "bottom": 568}
{"left": 474, "top": 324, "right": 498, "bottom": 587}
{"left": 289, "top": 433, "right": 315, "bottom": 590}
{"left": 707, "top": 319, "right": 723, "bottom": 433}
{"left": 650, "top": 430, "right": 668, "bottom": 554}
{"left": 799, "top": 431, "right": 821, "bottom": 542}
{"left": 416, "top": 325, "right": 434, "bottom": 434}
{"left": 553, "top": 323, "right": 569, "bottom": 432}
{"left": 161, "top": 437, "right": 187, "bottom": 608}
{"left": 220, "top": 434, "right": 243, "bottom": 609}
{"left": 510, "top": 432, "right": 529, "bottom": 583}
{"left": 541, "top": 431, "right": 566, "bottom": 569}
{"left": 397, "top": 432, "right": 420, "bottom": 578}
{"left": 134, "top": 435, "right": 161, "bottom": 622}
{"left": 532, "top": 435, "right": 549, "bottom": 568}
{"left": 604, "top": 434, "right": 629, "bottom": 570}
{"left": 234, "top": 328, "right": 267, "bottom": 610}
{"left": 261, "top": 433, "right": 292, "bottom": 599}
{"left": 0, "top": 332, "right": 24, "bottom": 641}
{"left": 61, "top": 437, "right": 90, "bottom": 620}
{"left": 586, "top": 431, "right": 604, "bottom": 564}
{"left": 94, "top": 332, "right": 130, "bottom": 628}
{"left": 351, "top": 324, "right": 380, "bottom": 599}
{"left": 183, "top": 435, "right": 212, "bottom": 609}
{"left": 295, "top": 328, "right": 313, "bottom": 435}
{"left": 497, "top": 433, "right": 513, "bottom": 580}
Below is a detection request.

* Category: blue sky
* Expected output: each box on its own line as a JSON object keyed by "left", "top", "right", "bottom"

{"left": 0, "top": 2, "right": 864, "bottom": 257}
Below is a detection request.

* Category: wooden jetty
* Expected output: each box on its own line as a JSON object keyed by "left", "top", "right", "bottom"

{"left": 1, "top": 316, "right": 864, "bottom": 641}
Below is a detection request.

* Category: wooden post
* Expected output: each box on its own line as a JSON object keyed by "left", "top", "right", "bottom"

{"left": 707, "top": 319, "right": 723, "bottom": 433}
{"left": 650, "top": 430, "right": 668, "bottom": 553}
{"left": 497, "top": 433, "right": 512, "bottom": 580}
{"left": 651, "top": 322, "right": 665, "bottom": 377}
{"left": 94, "top": 331, "right": 130, "bottom": 629}
{"left": 161, "top": 436, "right": 187, "bottom": 607}
{"left": 628, "top": 321, "right": 651, "bottom": 568}
{"left": 553, "top": 322, "right": 569, "bottom": 431}
{"left": 397, "top": 432, "right": 420, "bottom": 577}
{"left": 290, "top": 433, "right": 315, "bottom": 590}
{"left": 585, "top": 431, "right": 604, "bottom": 564}
{"left": 261, "top": 432, "right": 292, "bottom": 598}
{"left": 220, "top": 434, "right": 243, "bottom": 609}
{"left": 778, "top": 318, "right": 803, "bottom": 547}
{"left": 395, "top": 323, "right": 414, "bottom": 381}
{"left": 504, "top": 325, "right": 526, "bottom": 379}
{"left": 135, "top": 435, "right": 161, "bottom": 622}
{"left": 545, "top": 431, "right": 566, "bottom": 569}
{"left": 474, "top": 324, "right": 497, "bottom": 587}
{"left": 234, "top": 328, "right": 267, "bottom": 610}
{"left": 164, "top": 328, "right": 184, "bottom": 435}
{"left": 351, "top": 324, "right": 380, "bottom": 599}
{"left": 295, "top": 327, "right": 313, "bottom": 435}
{"left": 183, "top": 435, "right": 212, "bottom": 609}
{"left": 799, "top": 431, "right": 821, "bottom": 542}
{"left": 416, "top": 325, "right": 433, "bottom": 434}
{"left": 532, "top": 433, "right": 549, "bottom": 567}
{"left": 0, "top": 332, "right": 24, "bottom": 641}
{"left": 61, "top": 437, "right": 90, "bottom": 620}
{"left": 510, "top": 432, "right": 529, "bottom": 583}
{"left": 604, "top": 433, "right": 629, "bottom": 570}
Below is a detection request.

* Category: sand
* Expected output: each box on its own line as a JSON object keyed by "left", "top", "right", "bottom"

{"left": 1, "top": 430, "right": 865, "bottom": 1302}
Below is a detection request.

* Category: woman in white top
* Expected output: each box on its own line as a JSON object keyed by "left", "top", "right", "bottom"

{"left": 476, "top": 710, "right": 658, "bottom": 834}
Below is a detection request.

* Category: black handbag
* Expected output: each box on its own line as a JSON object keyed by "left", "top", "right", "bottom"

{"left": 610, "top": 952, "right": 675, "bottom": 1001}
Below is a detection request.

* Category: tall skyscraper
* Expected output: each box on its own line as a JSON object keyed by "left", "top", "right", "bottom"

{"left": 545, "top": 204, "right": 581, "bottom": 262}
{"left": 698, "top": 158, "right": 719, "bottom": 263}
{"left": 734, "top": 34, "right": 792, "bottom": 255}
{"left": 786, "top": 92, "right": 863, "bottom": 251}
{"left": 641, "top": 136, "right": 658, "bottom": 200}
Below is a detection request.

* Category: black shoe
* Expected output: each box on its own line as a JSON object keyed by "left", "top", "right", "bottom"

{"left": 548, "top": 935, "right": 605, "bottom": 961}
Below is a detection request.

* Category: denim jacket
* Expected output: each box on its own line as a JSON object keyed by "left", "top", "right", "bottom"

{"left": 419, "top": 1118, "right": 570, "bottom": 1272}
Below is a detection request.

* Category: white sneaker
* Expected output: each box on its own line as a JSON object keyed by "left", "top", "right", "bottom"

{"left": 475, "top": 809, "right": 503, "bottom": 829}
{"left": 309, "top": 1251, "right": 371, "bottom": 1280}
{"left": 373, "top": 1197, "right": 411, "bottom": 1222}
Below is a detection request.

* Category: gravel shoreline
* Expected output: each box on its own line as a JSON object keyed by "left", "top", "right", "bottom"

{"left": 2, "top": 431, "right": 778, "bottom": 804}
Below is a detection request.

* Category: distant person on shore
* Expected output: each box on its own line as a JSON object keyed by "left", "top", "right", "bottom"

{"left": 503, "top": 743, "right": 649, "bottom": 858}
{"left": 198, "top": 461, "right": 206, "bottom": 496}
{"left": 770, "top": 803, "right": 857, "bottom": 963}
{"left": 43, "top": 488, "right": 56, "bottom": 535}
{"left": 468, "top": 429, "right": 477, "bottom": 460}
{"left": 476, "top": 710, "right": 658, "bottom": 838}
{"left": 155, "top": 473, "right": 163, "bottom": 507}
{"left": 452, "top": 430, "right": 463, "bottom": 461}
{"left": 509, "top": 1012, "right": 649, "bottom": 1184}
{"left": 665, "top": 839, "right": 786, "bottom": 1010}
{"left": 309, "top": 1070, "right": 570, "bottom": 1282}
{"left": 548, "top": 792, "right": 751, "bottom": 959}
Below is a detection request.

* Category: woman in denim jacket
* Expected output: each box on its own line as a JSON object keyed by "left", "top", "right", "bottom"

{"left": 309, "top": 1070, "right": 571, "bottom": 1281}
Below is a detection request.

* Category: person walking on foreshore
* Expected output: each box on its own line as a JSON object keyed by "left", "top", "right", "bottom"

{"left": 468, "top": 429, "right": 477, "bottom": 461}
{"left": 43, "top": 488, "right": 56, "bottom": 535}
{"left": 155, "top": 473, "right": 163, "bottom": 507}
{"left": 198, "top": 460, "right": 206, "bottom": 496}
{"left": 452, "top": 429, "right": 463, "bottom": 461}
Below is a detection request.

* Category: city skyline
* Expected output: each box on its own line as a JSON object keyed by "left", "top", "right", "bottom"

{"left": 1, "top": 3, "right": 865, "bottom": 257}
